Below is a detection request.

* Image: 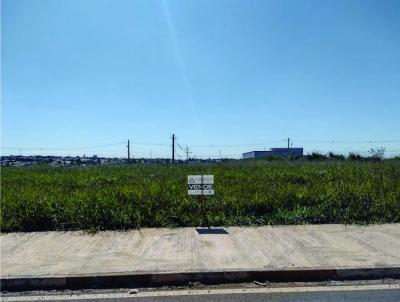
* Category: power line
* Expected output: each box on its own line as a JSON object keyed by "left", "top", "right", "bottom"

{"left": 1, "top": 141, "right": 126, "bottom": 150}
{"left": 2, "top": 138, "right": 400, "bottom": 154}
{"left": 1, "top": 141, "right": 171, "bottom": 151}
{"left": 175, "top": 151, "right": 183, "bottom": 159}
{"left": 176, "top": 142, "right": 185, "bottom": 152}
{"left": 194, "top": 153, "right": 243, "bottom": 157}
{"left": 130, "top": 142, "right": 169, "bottom": 146}
{"left": 294, "top": 139, "right": 400, "bottom": 144}
{"left": 189, "top": 140, "right": 285, "bottom": 148}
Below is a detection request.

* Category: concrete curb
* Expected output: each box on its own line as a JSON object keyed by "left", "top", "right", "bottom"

{"left": 2, "top": 267, "right": 400, "bottom": 292}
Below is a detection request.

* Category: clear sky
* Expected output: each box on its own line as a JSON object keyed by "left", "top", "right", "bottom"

{"left": 2, "top": 0, "right": 400, "bottom": 158}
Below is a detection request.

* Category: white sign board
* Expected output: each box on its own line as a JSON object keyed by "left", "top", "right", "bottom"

{"left": 188, "top": 175, "right": 214, "bottom": 195}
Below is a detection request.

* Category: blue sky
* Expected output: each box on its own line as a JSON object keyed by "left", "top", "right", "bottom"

{"left": 2, "top": 0, "right": 400, "bottom": 158}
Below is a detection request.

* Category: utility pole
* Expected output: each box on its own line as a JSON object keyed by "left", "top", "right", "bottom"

{"left": 172, "top": 134, "right": 176, "bottom": 163}
{"left": 287, "top": 137, "right": 290, "bottom": 149}
{"left": 127, "top": 139, "right": 130, "bottom": 161}
{"left": 219, "top": 150, "right": 222, "bottom": 159}
{"left": 185, "top": 146, "right": 192, "bottom": 162}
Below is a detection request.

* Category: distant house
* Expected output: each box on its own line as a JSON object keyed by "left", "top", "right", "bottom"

{"left": 242, "top": 148, "right": 303, "bottom": 159}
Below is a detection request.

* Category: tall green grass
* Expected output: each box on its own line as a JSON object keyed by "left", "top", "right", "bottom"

{"left": 1, "top": 160, "right": 399, "bottom": 232}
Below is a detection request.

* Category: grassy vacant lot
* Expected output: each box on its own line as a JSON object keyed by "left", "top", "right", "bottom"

{"left": 1, "top": 160, "right": 400, "bottom": 232}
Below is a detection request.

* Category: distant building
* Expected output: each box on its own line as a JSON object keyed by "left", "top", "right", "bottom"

{"left": 242, "top": 151, "right": 269, "bottom": 159}
{"left": 269, "top": 148, "right": 303, "bottom": 157}
{"left": 242, "top": 148, "right": 303, "bottom": 159}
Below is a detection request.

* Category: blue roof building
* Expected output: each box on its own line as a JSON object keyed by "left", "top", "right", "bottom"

{"left": 242, "top": 148, "right": 303, "bottom": 159}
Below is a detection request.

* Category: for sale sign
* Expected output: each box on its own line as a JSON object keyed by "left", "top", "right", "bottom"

{"left": 187, "top": 175, "right": 214, "bottom": 195}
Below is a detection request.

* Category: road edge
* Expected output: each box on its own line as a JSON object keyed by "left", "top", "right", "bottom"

{"left": 2, "top": 267, "right": 400, "bottom": 292}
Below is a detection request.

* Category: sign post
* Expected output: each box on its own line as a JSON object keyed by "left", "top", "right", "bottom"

{"left": 187, "top": 175, "right": 214, "bottom": 195}
{"left": 188, "top": 175, "right": 214, "bottom": 227}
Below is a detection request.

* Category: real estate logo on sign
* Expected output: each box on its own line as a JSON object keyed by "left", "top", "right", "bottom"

{"left": 187, "top": 175, "right": 214, "bottom": 195}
